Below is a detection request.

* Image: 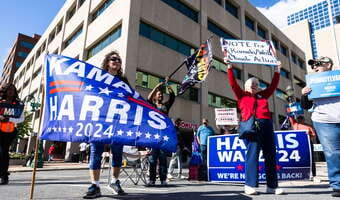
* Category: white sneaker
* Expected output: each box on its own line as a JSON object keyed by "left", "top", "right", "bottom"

{"left": 167, "top": 174, "right": 174, "bottom": 179}
{"left": 244, "top": 185, "right": 257, "bottom": 195}
{"left": 266, "top": 187, "right": 284, "bottom": 195}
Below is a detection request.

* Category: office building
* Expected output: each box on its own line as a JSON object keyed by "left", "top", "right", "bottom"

{"left": 14, "top": 0, "right": 307, "bottom": 159}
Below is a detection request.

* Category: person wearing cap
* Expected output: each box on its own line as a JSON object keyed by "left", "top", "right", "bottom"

{"left": 301, "top": 56, "right": 340, "bottom": 197}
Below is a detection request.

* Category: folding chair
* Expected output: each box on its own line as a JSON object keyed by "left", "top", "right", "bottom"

{"left": 120, "top": 146, "right": 149, "bottom": 185}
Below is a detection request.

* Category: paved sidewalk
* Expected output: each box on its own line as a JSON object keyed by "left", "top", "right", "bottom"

{"left": 8, "top": 161, "right": 89, "bottom": 173}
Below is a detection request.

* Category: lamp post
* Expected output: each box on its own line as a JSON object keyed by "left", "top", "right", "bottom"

{"left": 26, "top": 95, "right": 43, "bottom": 168}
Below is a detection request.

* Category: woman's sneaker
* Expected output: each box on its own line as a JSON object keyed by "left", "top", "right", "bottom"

{"left": 244, "top": 185, "right": 257, "bottom": 195}
{"left": 109, "top": 180, "right": 126, "bottom": 195}
{"left": 83, "top": 184, "right": 101, "bottom": 199}
{"left": 266, "top": 187, "right": 284, "bottom": 195}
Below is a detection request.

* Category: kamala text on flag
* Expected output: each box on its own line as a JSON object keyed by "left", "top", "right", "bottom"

{"left": 40, "top": 54, "right": 177, "bottom": 152}
{"left": 179, "top": 39, "right": 213, "bottom": 94}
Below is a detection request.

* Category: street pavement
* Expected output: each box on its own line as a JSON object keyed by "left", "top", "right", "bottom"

{"left": 0, "top": 162, "right": 337, "bottom": 200}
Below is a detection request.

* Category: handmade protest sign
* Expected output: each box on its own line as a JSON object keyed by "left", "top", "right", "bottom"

{"left": 40, "top": 54, "right": 177, "bottom": 152}
{"left": 306, "top": 70, "right": 340, "bottom": 99}
{"left": 208, "top": 130, "right": 311, "bottom": 182}
{"left": 215, "top": 108, "right": 238, "bottom": 125}
{"left": 220, "top": 38, "right": 277, "bottom": 65}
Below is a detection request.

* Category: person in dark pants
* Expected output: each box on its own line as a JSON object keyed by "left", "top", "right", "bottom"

{"left": 0, "top": 84, "right": 24, "bottom": 185}
{"left": 227, "top": 61, "right": 284, "bottom": 195}
{"left": 146, "top": 77, "right": 175, "bottom": 186}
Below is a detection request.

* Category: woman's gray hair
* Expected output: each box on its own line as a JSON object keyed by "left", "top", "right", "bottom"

{"left": 244, "top": 77, "right": 259, "bottom": 91}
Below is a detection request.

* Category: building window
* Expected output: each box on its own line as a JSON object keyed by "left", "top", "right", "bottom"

{"left": 207, "top": 20, "right": 236, "bottom": 39}
{"left": 208, "top": 92, "right": 237, "bottom": 108}
{"left": 20, "top": 41, "right": 34, "bottom": 49}
{"left": 291, "top": 53, "right": 297, "bottom": 64}
{"left": 275, "top": 89, "right": 287, "bottom": 100}
{"left": 212, "top": 58, "right": 227, "bottom": 73}
{"left": 15, "top": 62, "right": 22, "bottom": 67}
{"left": 335, "top": 15, "right": 340, "bottom": 24}
{"left": 214, "top": 0, "right": 222, "bottom": 5}
{"left": 257, "top": 25, "right": 267, "bottom": 39}
{"left": 56, "top": 20, "right": 63, "bottom": 34}
{"left": 225, "top": 1, "right": 238, "bottom": 18}
{"left": 271, "top": 37, "right": 279, "bottom": 49}
{"left": 91, "top": 0, "right": 115, "bottom": 22}
{"left": 139, "top": 21, "right": 195, "bottom": 56}
{"left": 64, "top": 26, "right": 83, "bottom": 48}
{"left": 49, "top": 30, "right": 56, "bottom": 42}
{"left": 67, "top": 5, "right": 76, "bottom": 21}
{"left": 298, "top": 58, "right": 305, "bottom": 69}
{"left": 293, "top": 76, "right": 306, "bottom": 87}
{"left": 17, "top": 51, "right": 28, "bottom": 58}
{"left": 245, "top": 15, "right": 255, "bottom": 31}
{"left": 136, "top": 70, "right": 198, "bottom": 102}
{"left": 280, "top": 68, "right": 290, "bottom": 79}
{"left": 233, "top": 68, "right": 242, "bottom": 80}
{"left": 87, "top": 24, "right": 122, "bottom": 59}
{"left": 161, "top": 0, "right": 198, "bottom": 22}
{"left": 280, "top": 44, "right": 287, "bottom": 56}
{"left": 78, "top": 0, "right": 85, "bottom": 8}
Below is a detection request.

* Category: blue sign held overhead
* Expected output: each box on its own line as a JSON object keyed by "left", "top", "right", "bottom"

{"left": 40, "top": 54, "right": 177, "bottom": 152}
{"left": 306, "top": 70, "right": 340, "bottom": 99}
{"left": 208, "top": 130, "right": 311, "bottom": 182}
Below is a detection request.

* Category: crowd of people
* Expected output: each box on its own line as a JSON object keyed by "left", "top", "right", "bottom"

{"left": 0, "top": 51, "right": 339, "bottom": 198}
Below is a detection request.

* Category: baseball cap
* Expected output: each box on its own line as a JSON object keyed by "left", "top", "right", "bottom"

{"left": 308, "top": 56, "right": 333, "bottom": 67}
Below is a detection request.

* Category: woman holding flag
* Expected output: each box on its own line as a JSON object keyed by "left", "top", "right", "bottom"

{"left": 226, "top": 61, "right": 284, "bottom": 195}
{"left": 83, "top": 51, "right": 128, "bottom": 199}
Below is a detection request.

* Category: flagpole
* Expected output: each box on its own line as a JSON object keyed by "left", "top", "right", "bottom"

{"left": 168, "top": 60, "right": 186, "bottom": 79}
{"left": 29, "top": 55, "right": 46, "bottom": 200}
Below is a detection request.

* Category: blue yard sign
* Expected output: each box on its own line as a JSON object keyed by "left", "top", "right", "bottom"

{"left": 40, "top": 54, "right": 177, "bottom": 152}
{"left": 208, "top": 130, "right": 311, "bottom": 182}
{"left": 306, "top": 70, "right": 340, "bottom": 99}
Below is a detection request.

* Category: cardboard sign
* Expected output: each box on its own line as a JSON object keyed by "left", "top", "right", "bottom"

{"left": 220, "top": 38, "right": 277, "bottom": 65}
{"left": 215, "top": 108, "right": 238, "bottom": 125}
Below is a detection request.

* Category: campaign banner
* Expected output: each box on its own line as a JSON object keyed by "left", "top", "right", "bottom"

{"left": 0, "top": 102, "right": 24, "bottom": 118}
{"left": 220, "top": 38, "right": 277, "bottom": 65}
{"left": 306, "top": 70, "right": 340, "bottom": 99}
{"left": 40, "top": 54, "right": 177, "bottom": 152}
{"left": 286, "top": 102, "right": 304, "bottom": 116}
{"left": 215, "top": 108, "right": 238, "bottom": 125}
{"left": 208, "top": 130, "right": 311, "bottom": 182}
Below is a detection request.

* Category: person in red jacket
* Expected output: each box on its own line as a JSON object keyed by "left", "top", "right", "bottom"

{"left": 227, "top": 61, "right": 284, "bottom": 195}
{"left": 48, "top": 144, "right": 56, "bottom": 162}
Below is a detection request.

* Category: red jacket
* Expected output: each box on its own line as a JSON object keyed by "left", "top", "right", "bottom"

{"left": 228, "top": 68, "right": 280, "bottom": 121}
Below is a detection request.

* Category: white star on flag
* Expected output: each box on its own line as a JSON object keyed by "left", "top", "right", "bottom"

{"left": 145, "top": 132, "right": 151, "bottom": 139}
{"left": 126, "top": 130, "right": 133, "bottom": 136}
{"left": 58, "top": 127, "right": 62, "bottom": 132}
{"left": 117, "top": 130, "right": 124, "bottom": 136}
{"left": 136, "top": 131, "right": 142, "bottom": 137}
{"left": 63, "top": 127, "right": 67, "bottom": 132}
{"left": 117, "top": 92, "right": 125, "bottom": 98}
{"left": 68, "top": 127, "right": 74, "bottom": 133}
{"left": 99, "top": 87, "right": 112, "bottom": 95}
{"left": 154, "top": 134, "right": 160, "bottom": 139}
{"left": 163, "top": 136, "right": 169, "bottom": 141}
{"left": 84, "top": 85, "right": 94, "bottom": 91}
{"left": 47, "top": 128, "right": 51, "bottom": 132}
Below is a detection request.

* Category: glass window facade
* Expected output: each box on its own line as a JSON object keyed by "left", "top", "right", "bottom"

{"left": 20, "top": 41, "right": 34, "bottom": 49}
{"left": 139, "top": 21, "right": 195, "bottom": 56}
{"left": 245, "top": 16, "right": 255, "bottom": 31}
{"left": 271, "top": 37, "right": 279, "bottom": 49}
{"left": 17, "top": 51, "right": 28, "bottom": 58}
{"left": 280, "top": 44, "right": 287, "bottom": 56}
{"left": 15, "top": 62, "right": 22, "bottom": 67}
{"left": 275, "top": 89, "right": 287, "bottom": 100}
{"left": 293, "top": 76, "right": 306, "bottom": 87}
{"left": 64, "top": 26, "right": 83, "bottom": 48}
{"left": 67, "top": 5, "right": 76, "bottom": 21}
{"left": 225, "top": 1, "right": 239, "bottom": 18}
{"left": 207, "top": 20, "right": 236, "bottom": 39}
{"left": 257, "top": 25, "right": 267, "bottom": 39}
{"left": 208, "top": 92, "right": 237, "bottom": 108}
{"left": 136, "top": 70, "right": 199, "bottom": 102}
{"left": 280, "top": 69, "right": 290, "bottom": 79}
{"left": 87, "top": 25, "right": 121, "bottom": 59}
{"left": 214, "top": 0, "right": 222, "bottom": 5}
{"left": 291, "top": 53, "right": 297, "bottom": 64}
{"left": 161, "top": 0, "right": 198, "bottom": 22}
{"left": 91, "top": 0, "right": 115, "bottom": 22}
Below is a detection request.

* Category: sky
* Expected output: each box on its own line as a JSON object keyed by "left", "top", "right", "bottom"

{"left": 0, "top": 0, "right": 325, "bottom": 74}
{"left": 0, "top": 0, "right": 65, "bottom": 72}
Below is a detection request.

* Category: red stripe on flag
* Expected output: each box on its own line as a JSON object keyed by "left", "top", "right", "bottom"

{"left": 49, "top": 87, "right": 81, "bottom": 94}
{"left": 127, "top": 97, "right": 165, "bottom": 115}
{"left": 50, "top": 80, "right": 83, "bottom": 87}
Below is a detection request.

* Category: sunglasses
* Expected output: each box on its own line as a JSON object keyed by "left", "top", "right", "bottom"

{"left": 109, "top": 57, "right": 121, "bottom": 63}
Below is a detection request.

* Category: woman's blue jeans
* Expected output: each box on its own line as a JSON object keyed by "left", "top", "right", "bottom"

{"left": 244, "top": 119, "right": 278, "bottom": 188}
{"left": 313, "top": 121, "right": 340, "bottom": 190}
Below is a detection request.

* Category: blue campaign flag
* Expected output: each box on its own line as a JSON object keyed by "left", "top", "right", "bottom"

{"left": 40, "top": 54, "right": 177, "bottom": 152}
{"left": 208, "top": 130, "right": 311, "bottom": 182}
{"left": 306, "top": 70, "right": 340, "bottom": 99}
{"left": 286, "top": 102, "right": 304, "bottom": 116}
